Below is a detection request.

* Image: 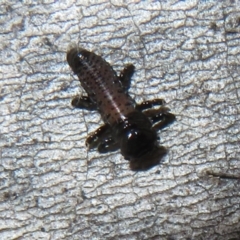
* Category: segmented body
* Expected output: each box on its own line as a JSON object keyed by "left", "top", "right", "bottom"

{"left": 66, "top": 47, "right": 175, "bottom": 171}
{"left": 67, "top": 48, "right": 135, "bottom": 125}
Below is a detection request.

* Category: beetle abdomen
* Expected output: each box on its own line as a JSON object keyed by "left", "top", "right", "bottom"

{"left": 67, "top": 48, "right": 135, "bottom": 125}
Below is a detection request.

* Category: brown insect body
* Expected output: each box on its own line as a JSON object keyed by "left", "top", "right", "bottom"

{"left": 67, "top": 48, "right": 135, "bottom": 124}
{"left": 67, "top": 47, "right": 175, "bottom": 171}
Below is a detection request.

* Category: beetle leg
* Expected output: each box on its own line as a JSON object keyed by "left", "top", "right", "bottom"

{"left": 97, "top": 137, "right": 120, "bottom": 153}
{"left": 72, "top": 96, "right": 97, "bottom": 110}
{"left": 144, "top": 106, "right": 175, "bottom": 130}
{"left": 136, "top": 99, "right": 165, "bottom": 111}
{"left": 86, "top": 124, "right": 111, "bottom": 149}
{"left": 118, "top": 64, "right": 135, "bottom": 91}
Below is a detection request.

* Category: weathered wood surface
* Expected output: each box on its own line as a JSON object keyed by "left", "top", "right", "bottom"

{"left": 0, "top": 1, "right": 239, "bottom": 239}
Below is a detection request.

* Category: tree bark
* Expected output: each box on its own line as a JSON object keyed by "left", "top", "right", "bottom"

{"left": 0, "top": 1, "right": 240, "bottom": 239}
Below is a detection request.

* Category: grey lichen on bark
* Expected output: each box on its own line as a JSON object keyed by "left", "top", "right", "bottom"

{"left": 0, "top": 0, "right": 240, "bottom": 239}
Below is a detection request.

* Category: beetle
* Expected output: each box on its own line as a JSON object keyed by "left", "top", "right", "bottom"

{"left": 67, "top": 47, "right": 175, "bottom": 170}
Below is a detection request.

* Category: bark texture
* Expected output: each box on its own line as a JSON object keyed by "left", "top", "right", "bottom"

{"left": 0, "top": 1, "right": 240, "bottom": 239}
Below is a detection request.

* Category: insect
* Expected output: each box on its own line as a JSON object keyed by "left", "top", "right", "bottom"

{"left": 67, "top": 47, "right": 175, "bottom": 171}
